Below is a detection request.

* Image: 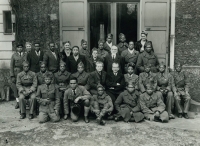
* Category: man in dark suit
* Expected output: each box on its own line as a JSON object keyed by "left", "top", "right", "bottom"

{"left": 43, "top": 42, "right": 60, "bottom": 73}
{"left": 106, "top": 62, "right": 125, "bottom": 103}
{"left": 88, "top": 61, "right": 106, "bottom": 95}
{"left": 103, "top": 33, "right": 114, "bottom": 54}
{"left": 104, "top": 45, "right": 125, "bottom": 74}
{"left": 27, "top": 42, "right": 44, "bottom": 73}
{"left": 66, "top": 46, "right": 87, "bottom": 73}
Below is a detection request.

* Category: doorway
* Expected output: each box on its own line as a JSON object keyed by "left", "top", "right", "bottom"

{"left": 89, "top": 2, "right": 139, "bottom": 49}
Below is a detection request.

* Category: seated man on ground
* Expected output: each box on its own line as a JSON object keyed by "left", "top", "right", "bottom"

{"left": 114, "top": 81, "right": 144, "bottom": 123}
{"left": 36, "top": 73, "right": 60, "bottom": 123}
{"left": 139, "top": 85, "right": 169, "bottom": 123}
{"left": 63, "top": 77, "right": 91, "bottom": 123}
{"left": 90, "top": 84, "right": 113, "bottom": 125}
{"left": 170, "top": 62, "right": 191, "bottom": 119}
{"left": 16, "top": 61, "right": 37, "bottom": 119}
{"left": 88, "top": 61, "right": 106, "bottom": 95}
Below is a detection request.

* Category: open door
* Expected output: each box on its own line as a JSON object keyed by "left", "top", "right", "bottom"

{"left": 141, "top": 0, "right": 170, "bottom": 66}
{"left": 59, "top": 0, "right": 88, "bottom": 49}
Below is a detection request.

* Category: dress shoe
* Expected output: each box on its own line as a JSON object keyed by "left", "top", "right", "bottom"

{"left": 183, "top": 113, "right": 189, "bottom": 119}
{"left": 84, "top": 116, "right": 89, "bottom": 123}
{"left": 20, "top": 113, "right": 26, "bottom": 119}
{"left": 15, "top": 102, "right": 19, "bottom": 109}
{"left": 169, "top": 114, "right": 175, "bottom": 119}
{"left": 114, "top": 116, "right": 123, "bottom": 122}
{"left": 107, "top": 115, "right": 114, "bottom": 120}
{"left": 178, "top": 113, "right": 182, "bottom": 118}
{"left": 29, "top": 114, "right": 34, "bottom": 119}
{"left": 64, "top": 115, "right": 68, "bottom": 120}
{"left": 100, "top": 120, "right": 106, "bottom": 126}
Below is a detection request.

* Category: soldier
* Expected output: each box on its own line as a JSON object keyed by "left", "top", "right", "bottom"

{"left": 10, "top": 43, "right": 27, "bottom": 109}
{"left": 54, "top": 62, "right": 71, "bottom": 118}
{"left": 36, "top": 62, "right": 54, "bottom": 85}
{"left": 79, "top": 39, "right": 90, "bottom": 58}
{"left": 139, "top": 63, "right": 157, "bottom": 94}
{"left": 90, "top": 84, "right": 113, "bottom": 125}
{"left": 87, "top": 48, "right": 103, "bottom": 72}
{"left": 117, "top": 33, "right": 129, "bottom": 55}
{"left": 171, "top": 62, "right": 191, "bottom": 119}
{"left": 124, "top": 63, "right": 139, "bottom": 91}
{"left": 136, "top": 41, "right": 159, "bottom": 73}
{"left": 156, "top": 63, "right": 175, "bottom": 119}
{"left": 63, "top": 77, "right": 91, "bottom": 123}
{"left": 97, "top": 39, "right": 108, "bottom": 59}
{"left": 88, "top": 61, "right": 107, "bottom": 95}
{"left": 139, "top": 85, "right": 169, "bottom": 123}
{"left": 27, "top": 42, "right": 44, "bottom": 73}
{"left": 72, "top": 62, "right": 90, "bottom": 90}
{"left": 66, "top": 46, "right": 87, "bottom": 73}
{"left": 106, "top": 62, "right": 125, "bottom": 103}
{"left": 36, "top": 73, "right": 60, "bottom": 123}
{"left": 104, "top": 33, "right": 114, "bottom": 53}
{"left": 43, "top": 42, "right": 60, "bottom": 73}
{"left": 115, "top": 82, "right": 144, "bottom": 123}
{"left": 121, "top": 41, "right": 139, "bottom": 74}
{"left": 104, "top": 45, "right": 125, "bottom": 74}
{"left": 16, "top": 61, "right": 37, "bottom": 119}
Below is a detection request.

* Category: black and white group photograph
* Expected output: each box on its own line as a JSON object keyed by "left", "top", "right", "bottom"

{"left": 0, "top": 0, "right": 200, "bottom": 145}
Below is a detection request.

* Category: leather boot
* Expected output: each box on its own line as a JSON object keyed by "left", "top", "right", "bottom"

{"left": 84, "top": 106, "right": 90, "bottom": 123}
{"left": 20, "top": 113, "right": 26, "bottom": 119}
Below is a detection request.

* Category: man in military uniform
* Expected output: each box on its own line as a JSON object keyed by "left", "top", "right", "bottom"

{"left": 10, "top": 43, "right": 27, "bottom": 109}
{"left": 139, "top": 63, "right": 157, "bottom": 94}
{"left": 16, "top": 61, "right": 37, "bottom": 119}
{"left": 97, "top": 39, "right": 108, "bottom": 59}
{"left": 115, "top": 82, "right": 144, "bottom": 123}
{"left": 36, "top": 62, "right": 54, "bottom": 85}
{"left": 136, "top": 41, "right": 159, "bottom": 74}
{"left": 88, "top": 61, "right": 107, "bottom": 95}
{"left": 117, "top": 33, "right": 129, "bottom": 55}
{"left": 139, "top": 85, "right": 169, "bottom": 123}
{"left": 36, "top": 73, "right": 60, "bottom": 123}
{"left": 104, "top": 33, "right": 114, "bottom": 54}
{"left": 90, "top": 84, "right": 113, "bottom": 125}
{"left": 171, "top": 62, "right": 191, "bottom": 119}
{"left": 63, "top": 77, "right": 91, "bottom": 123}
{"left": 72, "top": 62, "right": 90, "bottom": 90}
{"left": 121, "top": 41, "right": 139, "bottom": 74}
{"left": 54, "top": 62, "right": 71, "bottom": 118}
{"left": 156, "top": 63, "right": 175, "bottom": 119}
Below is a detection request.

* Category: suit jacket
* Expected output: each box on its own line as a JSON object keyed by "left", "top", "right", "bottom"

{"left": 43, "top": 50, "right": 60, "bottom": 73}
{"left": 86, "top": 56, "right": 103, "bottom": 72}
{"left": 66, "top": 55, "right": 87, "bottom": 73}
{"left": 106, "top": 72, "right": 125, "bottom": 93}
{"left": 88, "top": 70, "right": 106, "bottom": 90}
{"left": 60, "top": 50, "right": 72, "bottom": 63}
{"left": 104, "top": 54, "right": 125, "bottom": 74}
{"left": 27, "top": 50, "right": 44, "bottom": 73}
{"left": 135, "top": 40, "right": 154, "bottom": 53}
{"left": 103, "top": 42, "right": 113, "bottom": 54}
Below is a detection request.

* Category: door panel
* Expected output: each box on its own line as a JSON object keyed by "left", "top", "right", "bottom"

{"left": 141, "top": 0, "right": 169, "bottom": 65}
{"left": 60, "top": 0, "right": 87, "bottom": 49}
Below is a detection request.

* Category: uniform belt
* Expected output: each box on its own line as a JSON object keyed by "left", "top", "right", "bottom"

{"left": 43, "top": 97, "right": 55, "bottom": 101}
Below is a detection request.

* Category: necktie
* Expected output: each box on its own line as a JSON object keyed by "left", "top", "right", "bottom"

{"left": 112, "top": 55, "right": 115, "bottom": 60}
{"left": 72, "top": 89, "right": 76, "bottom": 96}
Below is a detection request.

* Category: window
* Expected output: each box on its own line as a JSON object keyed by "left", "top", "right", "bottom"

{"left": 3, "top": 11, "right": 12, "bottom": 34}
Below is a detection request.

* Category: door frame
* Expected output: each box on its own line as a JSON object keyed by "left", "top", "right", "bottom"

{"left": 88, "top": 2, "right": 140, "bottom": 49}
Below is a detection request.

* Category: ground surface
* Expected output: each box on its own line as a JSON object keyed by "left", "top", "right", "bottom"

{"left": 1, "top": 101, "right": 200, "bottom": 146}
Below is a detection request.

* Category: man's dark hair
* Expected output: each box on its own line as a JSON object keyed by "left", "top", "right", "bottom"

{"left": 72, "top": 46, "right": 79, "bottom": 50}
{"left": 69, "top": 76, "right": 77, "bottom": 82}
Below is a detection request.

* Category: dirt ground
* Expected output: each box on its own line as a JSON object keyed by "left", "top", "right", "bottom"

{"left": 1, "top": 101, "right": 200, "bottom": 146}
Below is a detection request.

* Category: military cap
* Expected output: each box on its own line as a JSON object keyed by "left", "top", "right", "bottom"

{"left": 44, "top": 72, "right": 53, "bottom": 79}
{"left": 141, "top": 30, "right": 148, "bottom": 36}
{"left": 127, "top": 62, "right": 135, "bottom": 68}
{"left": 77, "top": 61, "right": 84, "bottom": 68}
{"left": 107, "top": 33, "right": 113, "bottom": 38}
{"left": 98, "top": 39, "right": 105, "bottom": 44}
{"left": 60, "top": 62, "right": 66, "bottom": 66}
{"left": 144, "top": 41, "right": 153, "bottom": 48}
{"left": 119, "top": 33, "right": 125, "bottom": 39}
{"left": 16, "top": 43, "right": 23, "bottom": 48}
{"left": 40, "top": 61, "right": 46, "bottom": 67}
{"left": 158, "top": 62, "right": 166, "bottom": 68}
{"left": 22, "top": 61, "right": 29, "bottom": 66}
{"left": 72, "top": 104, "right": 81, "bottom": 116}
{"left": 97, "top": 83, "right": 105, "bottom": 90}
{"left": 81, "top": 39, "right": 87, "bottom": 45}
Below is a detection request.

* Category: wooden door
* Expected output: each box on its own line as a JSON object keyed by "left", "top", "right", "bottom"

{"left": 59, "top": 0, "right": 88, "bottom": 49}
{"left": 141, "top": 0, "right": 170, "bottom": 65}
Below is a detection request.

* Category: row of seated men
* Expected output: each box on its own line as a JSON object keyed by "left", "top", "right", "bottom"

{"left": 14, "top": 58, "right": 191, "bottom": 125}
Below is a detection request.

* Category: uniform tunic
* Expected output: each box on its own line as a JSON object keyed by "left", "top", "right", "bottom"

{"left": 36, "top": 84, "right": 60, "bottom": 123}
{"left": 115, "top": 90, "right": 144, "bottom": 122}
{"left": 117, "top": 42, "right": 129, "bottom": 55}
{"left": 124, "top": 73, "right": 139, "bottom": 90}
{"left": 136, "top": 51, "right": 159, "bottom": 73}
{"left": 170, "top": 71, "right": 191, "bottom": 113}
{"left": 72, "top": 71, "right": 90, "bottom": 90}
{"left": 54, "top": 71, "right": 71, "bottom": 90}
{"left": 90, "top": 93, "right": 113, "bottom": 117}
{"left": 139, "top": 92, "right": 169, "bottom": 122}
{"left": 36, "top": 71, "right": 54, "bottom": 85}
{"left": 97, "top": 49, "right": 108, "bottom": 59}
